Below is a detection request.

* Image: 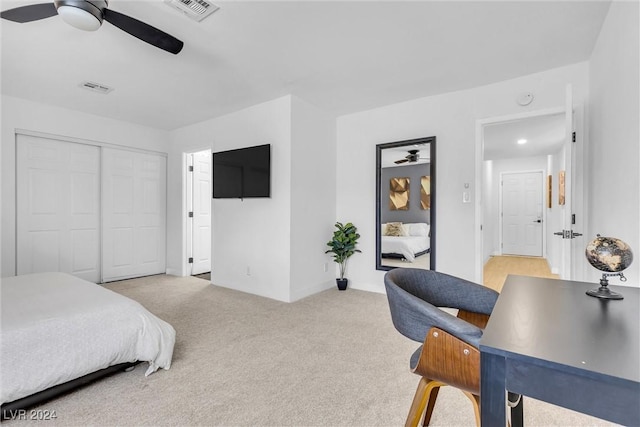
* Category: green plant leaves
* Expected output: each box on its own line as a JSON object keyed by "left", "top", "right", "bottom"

{"left": 325, "top": 221, "right": 361, "bottom": 278}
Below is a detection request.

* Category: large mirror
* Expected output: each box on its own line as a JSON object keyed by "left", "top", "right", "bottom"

{"left": 376, "top": 137, "right": 435, "bottom": 271}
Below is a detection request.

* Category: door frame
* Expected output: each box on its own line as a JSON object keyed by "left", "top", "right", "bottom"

{"left": 474, "top": 106, "right": 568, "bottom": 283}
{"left": 181, "top": 148, "right": 212, "bottom": 277}
{"left": 499, "top": 169, "right": 546, "bottom": 258}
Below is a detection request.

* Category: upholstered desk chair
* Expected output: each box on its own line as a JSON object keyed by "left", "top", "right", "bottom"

{"left": 384, "top": 268, "right": 521, "bottom": 427}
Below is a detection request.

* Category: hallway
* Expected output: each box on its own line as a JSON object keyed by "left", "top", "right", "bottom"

{"left": 483, "top": 255, "right": 558, "bottom": 292}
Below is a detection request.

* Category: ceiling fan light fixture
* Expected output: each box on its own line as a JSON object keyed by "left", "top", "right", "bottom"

{"left": 55, "top": 1, "right": 106, "bottom": 31}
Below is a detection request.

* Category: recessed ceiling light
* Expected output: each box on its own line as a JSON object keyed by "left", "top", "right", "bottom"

{"left": 517, "top": 139, "right": 527, "bottom": 145}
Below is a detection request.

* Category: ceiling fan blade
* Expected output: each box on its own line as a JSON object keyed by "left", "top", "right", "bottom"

{"left": 103, "top": 8, "right": 183, "bottom": 54}
{"left": 1, "top": 3, "right": 57, "bottom": 23}
{"left": 394, "top": 159, "right": 409, "bottom": 164}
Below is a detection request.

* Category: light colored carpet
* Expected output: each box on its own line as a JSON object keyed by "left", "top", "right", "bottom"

{"left": 6, "top": 275, "right": 617, "bottom": 426}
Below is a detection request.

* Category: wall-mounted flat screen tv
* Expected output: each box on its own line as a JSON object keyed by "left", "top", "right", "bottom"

{"left": 212, "top": 144, "right": 271, "bottom": 199}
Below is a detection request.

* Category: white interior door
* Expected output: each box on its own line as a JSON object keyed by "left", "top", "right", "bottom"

{"left": 557, "top": 84, "right": 575, "bottom": 279}
{"left": 16, "top": 135, "right": 100, "bottom": 282}
{"left": 501, "top": 171, "right": 543, "bottom": 257}
{"left": 190, "top": 150, "right": 212, "bottom": 275}
{"left": 102, "top": 148, "right": 166, "bottom": 282}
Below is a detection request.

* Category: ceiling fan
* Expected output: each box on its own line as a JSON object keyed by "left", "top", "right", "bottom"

{"left": 394, "top": 149, "right": 429, "bottom": 165}
{"left": 1, "top": 1, "right": 184, "bottom": 54}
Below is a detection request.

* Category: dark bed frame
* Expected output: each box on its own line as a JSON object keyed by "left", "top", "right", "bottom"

{"left": 381, "top": 248, "right": 430, "bottom": 260}
{"left": 1, "top": 361, "right": 139, "bottom": 420}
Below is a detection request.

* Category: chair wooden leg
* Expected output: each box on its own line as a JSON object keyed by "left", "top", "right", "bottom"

{"left": 462, "top": 392, "right": 480, "bottom": 427}
{"left": 422, "top": 385, "right": 440, "bottom": 426}
{"left": 405, "top": 378, "right": 444, "bottom": 427}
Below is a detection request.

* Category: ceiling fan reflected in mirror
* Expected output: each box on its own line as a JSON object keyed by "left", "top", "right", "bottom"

{"left": 1, "top": 1, "right": 184, "bottom": 54}
{"left": 394, "top": 149, "right": 429, "bottom": 165}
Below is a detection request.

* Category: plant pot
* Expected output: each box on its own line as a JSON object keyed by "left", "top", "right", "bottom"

{"left": 336, "top": 278, "right": 348, "bottom": 291}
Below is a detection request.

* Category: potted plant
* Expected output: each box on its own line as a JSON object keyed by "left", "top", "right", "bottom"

{"left": 325, "top": 221, "right": 361, "bottom": 290}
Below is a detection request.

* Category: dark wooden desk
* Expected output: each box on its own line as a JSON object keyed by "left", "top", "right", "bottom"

{"left": 480, "top": 275, "right": 640, "bottom": 426}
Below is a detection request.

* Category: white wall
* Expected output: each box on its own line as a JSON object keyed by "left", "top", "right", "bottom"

{"left": 168, "top": 96, "right": 293, "bottom": 301}
{"left": 1, "top": 95, "right": 169, "bottom": 277}
{"left": 290, "top": 96, "right": 337, "bottom": 301}
{"left": 336, "top": 63, "right": 589, "bottom": 293}
{"left": 587, "top": 1, "right": 639, "bottom": 287}
{"left": 168, "top": 95, "right": 337, "bottom": 302}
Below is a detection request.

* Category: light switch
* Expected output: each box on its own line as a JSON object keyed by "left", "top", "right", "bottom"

{"left": 463, "top": 191, "right": 471, "bottom": 203}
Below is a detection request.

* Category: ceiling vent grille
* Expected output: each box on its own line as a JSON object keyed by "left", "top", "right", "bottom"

{"left": 80, "top": 81, "right": 114, "bottom": 94}
{"left": 165, "top": 0, "right": 219, "bottom": 22}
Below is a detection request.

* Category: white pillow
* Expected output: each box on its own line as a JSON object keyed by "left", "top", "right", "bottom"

{"left": 406, "top": 223, "right": 429, "bottom": 237}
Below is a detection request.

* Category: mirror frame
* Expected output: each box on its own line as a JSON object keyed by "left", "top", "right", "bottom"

{"left": 376, "top": 136, "right": 436, "bottom": 271}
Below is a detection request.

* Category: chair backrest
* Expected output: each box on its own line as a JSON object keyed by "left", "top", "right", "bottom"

{"left": 384, "top": 269, "right": 498, "bottom": 348}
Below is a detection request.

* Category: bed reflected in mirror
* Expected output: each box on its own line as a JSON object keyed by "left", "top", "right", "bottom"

{"left": 376, "top": 137, "right": 435, "bottom": 271}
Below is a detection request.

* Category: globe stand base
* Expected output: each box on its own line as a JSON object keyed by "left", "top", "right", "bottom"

{"left": 586, "top": 275, "right": 624, "bottom": 300}
{"left": 586, "top": 286, "right": 624, "bottom": 300}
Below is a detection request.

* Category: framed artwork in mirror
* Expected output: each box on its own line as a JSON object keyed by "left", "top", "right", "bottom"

{"left": 421, "top": 176, "right": 430, "bottom": 209}
{"left": 376, "top": 136, "right": 435, "bottom": 272}
{"left": 389, "top": 177, "right": 410, "bottom": 210}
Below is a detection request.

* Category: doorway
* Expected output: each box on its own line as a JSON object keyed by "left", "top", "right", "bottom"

{"left": 478, "top": 108, "right": 569, "bottom": 289}
{"left": 185, "top": 149, "right": 212, "bottom": 277}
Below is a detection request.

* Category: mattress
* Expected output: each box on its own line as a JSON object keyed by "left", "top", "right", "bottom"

{"left": 0, "top": 272, "right": 175, "bottom": 405}
{"left": 381, "top": 235, "right": 430, "bottom": 262}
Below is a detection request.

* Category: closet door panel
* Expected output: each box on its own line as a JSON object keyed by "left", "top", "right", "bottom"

{"left": 70, "top": 229, "right": 100, "bottom": 273}
{"left": 102, "top": 148, "right": 166, "bottom": 282}
{"left": 28, "top": 231, "right": 61, "bottom": 272}
{"left": 17, "top": 135, "right": 100, "bottom": 282}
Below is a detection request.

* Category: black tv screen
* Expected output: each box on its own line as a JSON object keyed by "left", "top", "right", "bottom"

{"left": 212, "top": 144, "right": 271, "bottom": 198}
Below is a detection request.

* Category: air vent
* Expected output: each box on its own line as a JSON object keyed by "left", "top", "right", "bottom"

{"left": 165, "top": 0, "right": 219, "bottom": 22}
{"left": 80, "top": 81, "right": 114, "bottom": 94}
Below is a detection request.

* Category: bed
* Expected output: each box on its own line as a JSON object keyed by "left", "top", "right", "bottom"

{"left": 381, "top": 222, "right": 430, "bottom": 262}
{"left": 0, "top": 272, "right": 175, "bottom": 413}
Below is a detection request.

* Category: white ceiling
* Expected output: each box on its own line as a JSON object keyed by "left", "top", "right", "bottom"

{"left": 483, "top": 112, "right": 566, "bottom": 161}
{"left": 381, "top": 112, "right": 566, "bottom": 167}
{"left": 1, "top": 0, "right": 611, "bottom": 131}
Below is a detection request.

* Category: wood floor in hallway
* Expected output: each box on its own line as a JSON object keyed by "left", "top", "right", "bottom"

{"left": 483, "top": 255, "right": 559, "bottom": 292}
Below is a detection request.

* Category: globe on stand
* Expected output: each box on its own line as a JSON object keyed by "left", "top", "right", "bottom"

{"left": 585, "top": 235, "right": 633, "bottom": 300}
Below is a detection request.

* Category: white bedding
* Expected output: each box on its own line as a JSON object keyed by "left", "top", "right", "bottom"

{"left": 381, "top": 222, "right": 430, "bottom": 262}
{"left": 0, "top": 272, "right": 176, "bottom": 405}
{"left": 381, "top": 235, "right": 430, "bottom": 262}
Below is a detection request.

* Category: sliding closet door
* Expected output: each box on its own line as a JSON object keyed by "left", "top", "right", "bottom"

{"left": 16, "top": 135, "right": 101, "bottom": 282}
{"left": 102, "top": 148, "right": 166, "bottom": 282}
